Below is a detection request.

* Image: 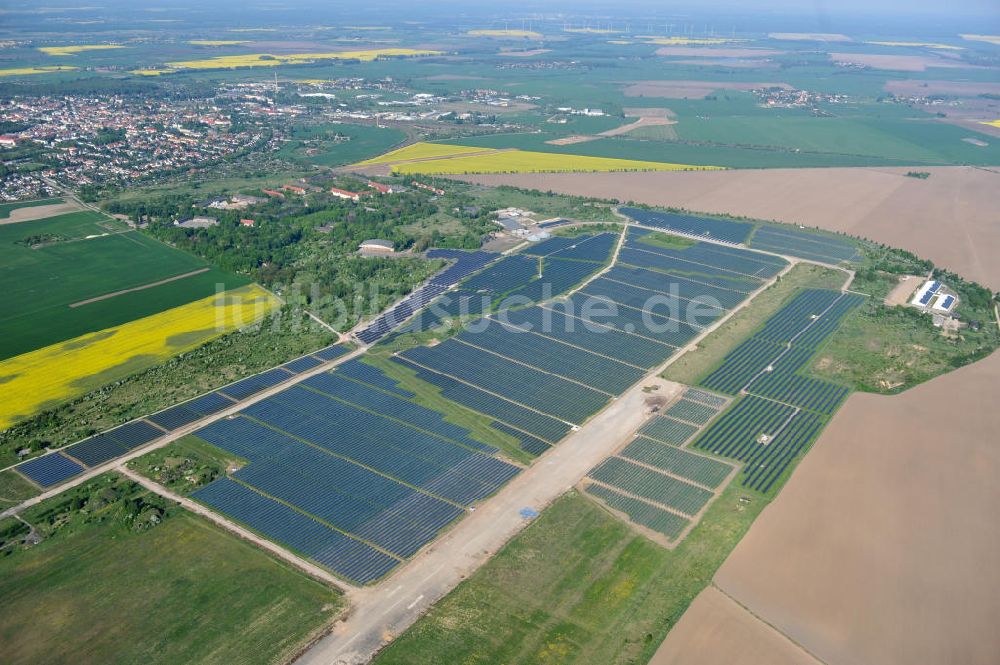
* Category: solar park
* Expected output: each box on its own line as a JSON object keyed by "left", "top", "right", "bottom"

{"left": 620, "top": 207, "right": 861, "bottom": 266}
{"left": 691, "top": 288, "right": 865, "bottom": 492}
{"left": 12, "top": 344, "right": 348, "bottom": 488}
{"left": 584, "top": 388, "right": 734, "bottom": 542}
{"left": 11, "top": 217, "right": 869, "bottom": 587}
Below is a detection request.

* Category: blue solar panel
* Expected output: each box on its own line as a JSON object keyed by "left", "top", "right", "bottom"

{"left": 16, "top": 453, "right": 84, "bottom": 487}
{"left": 312, "top": 344, "right": 348, "bottom": 361}
{"left": 185, "top": 392, "right": 236, "bottom": 416}
{"left": 147, "top": 405, "right": 201, "bottom": 431}
{"left": 218, "top": 368, "right": 292, "bottom": 401}
{"left": 65, "top": 435, "right": 128, "bottom": 467}
{"left": 193, "top": 477, "right": 400, "bottom": 585}
{"left": 108, "top": 420, "right": 163, "bottom": 449}
{"left": 281, "top": 355, "right": 324, "bottom": 374}
{"left": 941, "top": 295, "right": 955, "bottom": 308}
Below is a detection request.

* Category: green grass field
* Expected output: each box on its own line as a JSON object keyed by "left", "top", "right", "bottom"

{"left": 0, "top": 476, "right": 342, "bottom": 665}
{"left": 0, "top": 469, "right": 39, "bottom": 505}
{"left": 374, "top": 484, "right": 767, "bottom": 665}
{"left": 0, "top": 210, "right": 247, "bottom": 359}
{"left": 276, "top": 122, "right": 406, "bottom": 167}
{"left": 0, "top": 198, "right": 63, "bottom": 218}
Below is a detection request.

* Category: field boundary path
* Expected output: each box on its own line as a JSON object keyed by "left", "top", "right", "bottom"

{"left": 68, "top": 267, "right": 211, "bottom": 307}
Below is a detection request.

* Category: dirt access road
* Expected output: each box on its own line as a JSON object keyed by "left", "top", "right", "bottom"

{"left": 454, "top": 166, "right": 1000, "bottom": 290}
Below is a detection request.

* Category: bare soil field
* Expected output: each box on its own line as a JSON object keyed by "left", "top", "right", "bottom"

{"left": 649, "top": 586, "right": 821, "bottom": 665}
{"left": 0, "top": 201, "right": 83, "bottom": 224}
{"left": 885, "top": 79, "right": 1000, "bottom": 96}
{"left": 623, "top": 80, "right": 792, "bottom": 99}
{"left": 454, "top": 166, "right": 1000, "bottom": 289}
{"left": 882, "top": 274, "right": 921, "bottom": 306}
{"left": 600, "top": 116, "right": 676, "bottom": 136}
{"left": 830, "top": 52, "right": 978, "bottom": 72}
{"left": 654, "top": 46, "right": 784, "bottom": 58}
{"left": 545, "top": 117, "right": 677, "bottom": 145}
{"left": 713, "top": 349, "right": 1000, "bottom": 665}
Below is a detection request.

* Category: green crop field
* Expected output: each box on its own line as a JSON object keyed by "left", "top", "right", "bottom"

{"left": 373, "top": 484, "right": 767, "bottom": 665}
{"left": 0, "top": 475, "right": 341, "bottom": 665}
{"left": 0, "top": 198, "right": 63, "bottom": 218}
{"left": 276, "top": 122, "right": 406, "bottom": 167}
{"left": 0, "top": 211, "right": 247, "bottom": 359}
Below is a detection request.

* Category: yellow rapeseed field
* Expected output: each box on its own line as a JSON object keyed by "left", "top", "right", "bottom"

{"left": 0, "top": 285, "right": 279, "bottom": 428}
{"left": 39, "top": 44, "right": 125, "bottom": 56}
{"left": 166, "top": 48, "right": 441, "bottom": 71}
{"left": 468, "top": 30, "right": 543, "bottom": 39}
{"left": 0, "top": 66, "right": 78, "bottom": 77}
{"left": 357, "top": 141, "right": 498, "bottom": 165}
{"left": 980, "top": 120, "right": 1000, "bottom": 128}
{"left": 391, "top": 148, "right": 723, "bottom": 175}
{"left": 865, "top": 41, "right": 963, "bottom": 50}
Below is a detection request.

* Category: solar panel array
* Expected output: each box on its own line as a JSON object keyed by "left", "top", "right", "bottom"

{"left": 190, "top": 361, "right": 522, "bottom": 585}
{"left": 700, "top": 289, "right": 864, "bottom": 416}
{"left": 14, "top": 345, "right": 349, "bottom": 489}
{"left": 389, "top": 234, "right": 613, "bottom": 337}
{"left": 355, "top": 250, "right": 498, "bottom": 344}
{"left": 749, "top": 225, "right": 860, "bottom": 264}
{"left": 620, "top": 207, "right": 754, "bottom": 245}
{"left": 15, "top": 453, "right": 85, "bottom": 488}
{"left": 690, "top": 289, "right": 865, "bottom": 492}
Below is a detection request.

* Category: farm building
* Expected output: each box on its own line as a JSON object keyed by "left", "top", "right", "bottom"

{"left": 367, "top": 180, "right": 399, "bottom": 194}
{"left": 909, "top": 279, "right": 958, "bottom": 313}
{"left": 330, "top": 187, "right": 362, "bottom": 202}
{"left": 240, "top": 219, "right": 255, "bottom": 227}
{"left": 359, "top": 239, "right": 395, "bottom": 254}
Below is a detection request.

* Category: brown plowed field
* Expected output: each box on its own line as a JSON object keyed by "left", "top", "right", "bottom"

{"left": 453, "top": 166, "right": 1000, "bottom": 289}
{"left": 649, "top": 586, "right": 821, "bottom": 665}
{"left": 712, "top": 349, "right": 1000, "bottom": 665}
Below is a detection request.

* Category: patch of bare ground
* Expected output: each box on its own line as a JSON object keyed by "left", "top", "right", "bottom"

{"left": 624, "top": 107, "right": 676, "bottom": 118}
{"left": 0, "top": 201, "right": 83, "bottom": 224}
{"left": 885, "top": 79, "right": 1000, "bottom": 96}
{"left": 545, "top": 117, "right": 678, "bottom": 145}
{"left": 649, "top": 586, "right": 821, "bottom": 665}
{"left": 452, "top": 167, "right": 1000, "bottom": 290}
{"left": 712, "top": 349, "right": 1000, "bottom": 665}
{"left": 830, "top": 52, "right": 981, "bottom": 72}
{"left": 497, "top": 48, "right": 551, "bottom": 57}
{"left": 599, "top": 116, "right": 676, "bottom": 136}
{"left": 654, "top": 46, "right": 784, "bottom": 58}
{"left": 882, "top": 274, "right": 921, "bottom": 306}
{"left": 545, "top": 135, "right": 599, "bottom": 145}
{"left": 623, "top": 80, "right": 792, "bottom": 99}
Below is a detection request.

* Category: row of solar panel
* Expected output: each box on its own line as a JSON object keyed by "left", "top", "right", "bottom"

{"left": 13, "top": 345, "right": 348, "bottom": 488}
{"left": 356, "top": 251, "right": 498, "bottom": 343}
{"left": 189, "top": 361, "right": 522, "bottom": 584}
{"left": 620, "top": 207, "right": 754, "bottom": 245}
